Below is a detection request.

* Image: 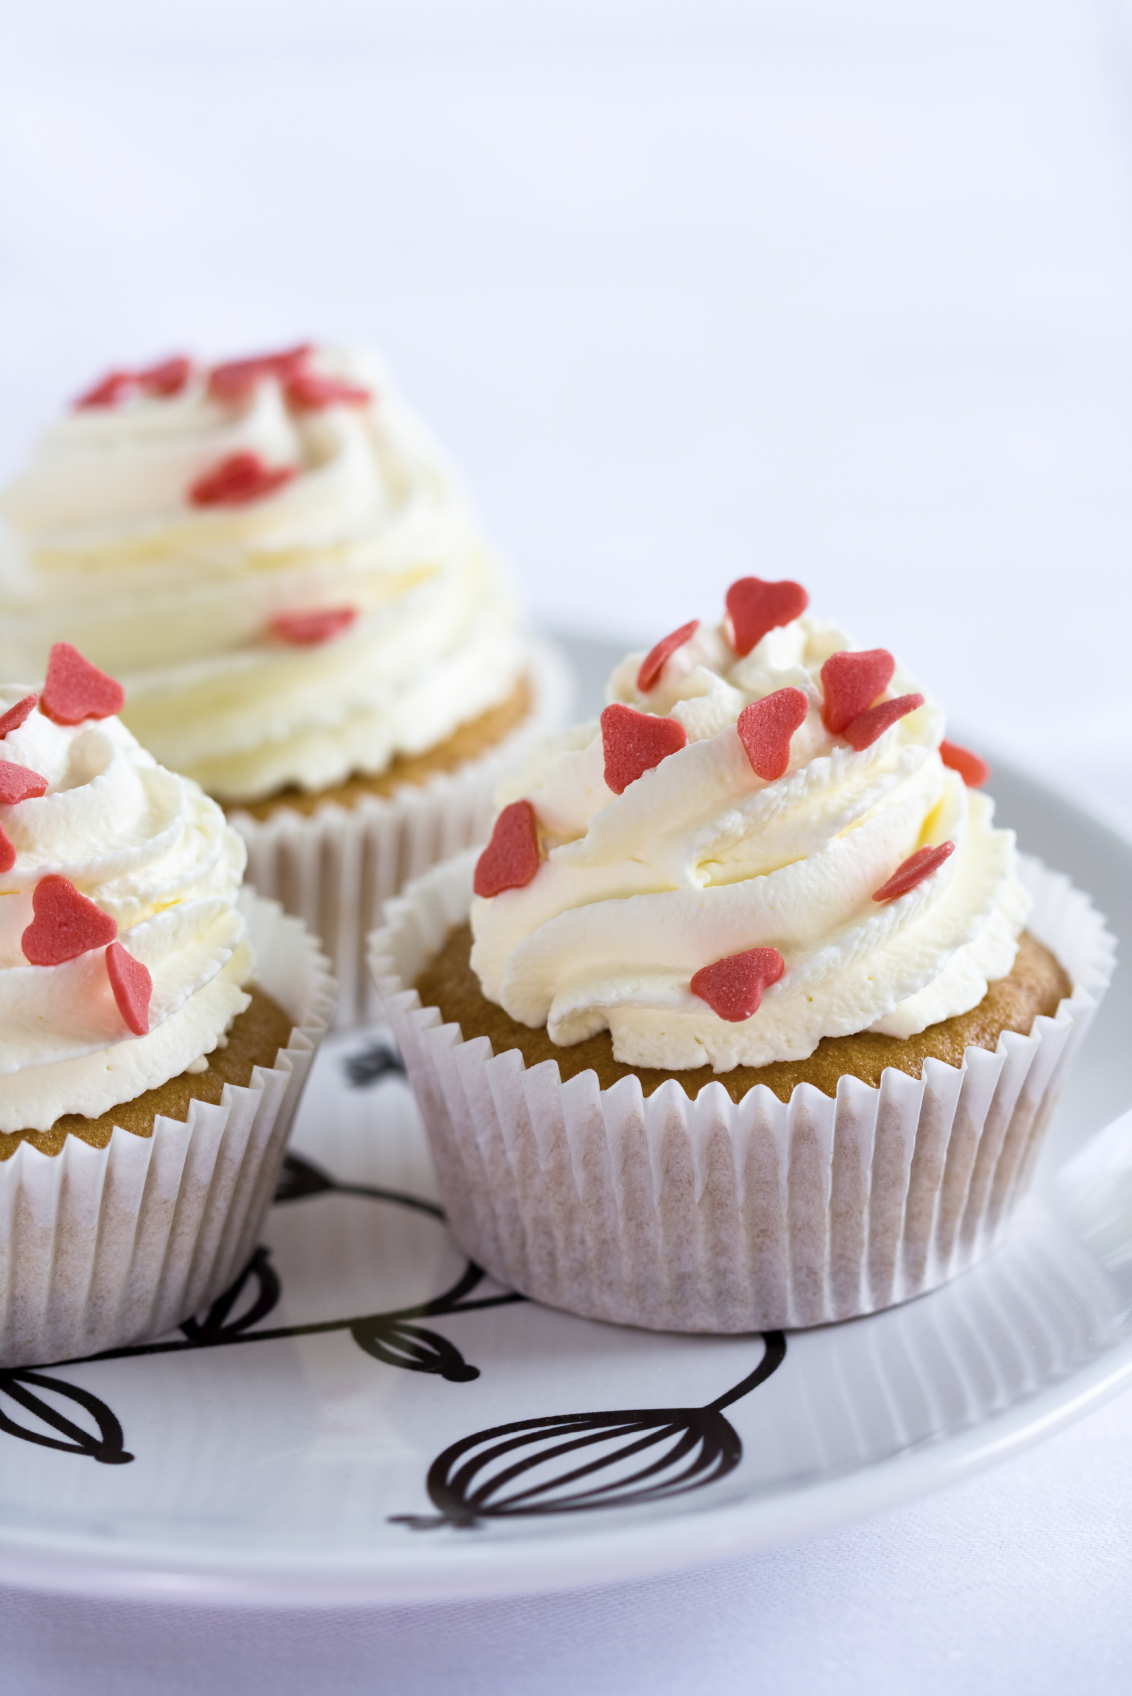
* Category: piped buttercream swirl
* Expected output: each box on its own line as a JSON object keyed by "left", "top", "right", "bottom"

{"left": 0, "top": 686, "right": 253, "bottom": 1130}
{"left": 0, "top": 346, "right": 524, "bottom": 801}
{"left": 470, "top": 611, "right": 1029, "bottom": 1072}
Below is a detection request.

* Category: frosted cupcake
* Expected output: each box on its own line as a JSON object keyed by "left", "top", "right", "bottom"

{"left": 372, "top": 578, "right": 1113, "bottom": 1332}
{"left": 0, "top": 344, "right": 569, "bottom": 1021}
{"left": 0, "top": 642, "right": 333, "bottom": 1366}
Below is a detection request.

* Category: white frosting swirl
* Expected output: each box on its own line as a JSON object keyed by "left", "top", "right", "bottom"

{"left": 471, "top": 615, "right": 1029, "bottom": 1071}
{"left": 0, "top": 347, "right": 524, "bottom": 801}
{"left": 0, "top": 687, "right": 253, "bottom": 1131}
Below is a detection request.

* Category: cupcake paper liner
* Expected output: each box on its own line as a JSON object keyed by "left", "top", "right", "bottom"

{"left": 232, "top": 638, "right": 573, "bottom": 1028}
{"left": 369, "top": 851, "right": 1115, "bottom": 1333}
{"left": 0, "top": 891, "right": 335, "bottom": 1367}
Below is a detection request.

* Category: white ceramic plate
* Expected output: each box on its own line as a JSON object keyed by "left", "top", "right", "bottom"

{"left": 0, "top": 643, "right": 1129, "bottom": 1606}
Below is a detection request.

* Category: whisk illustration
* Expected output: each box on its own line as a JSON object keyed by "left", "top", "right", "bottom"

{"left": 392, "top": 1332, "right": 786, "bottom": 1530}
{"left": 0, "top": 1039, "right": 789, "bottom": 1531}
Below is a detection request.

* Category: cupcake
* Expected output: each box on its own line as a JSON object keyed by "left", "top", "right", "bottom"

{"left": 0, "top": 642, "right": 334, "bottom": 1366}
{"left": 371, "top": 578, "right": 1114, "bottom": 1332}
{"left": 0, "top": 344, "right": 570, "bottom": 1022}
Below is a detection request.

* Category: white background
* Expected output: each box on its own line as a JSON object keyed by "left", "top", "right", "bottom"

{"left": 3, "top": 3, "right": 1132, "bottom": 1691}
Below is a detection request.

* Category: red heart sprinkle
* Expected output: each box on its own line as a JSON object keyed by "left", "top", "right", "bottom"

{"left": 208, "top": 344, "right": 313, "bottom": 404}
{"left": 940, "top": 740, "right": 990, "bottom": 787}
{"left": 872, "top": 841, "right": 955, "bottom": 903}
{"left": 285, "top": 372, "right": 372, "bottom": 411}
{"left": 820, "top": 649, "right": 895, "bottom": 734}
{"left": 725, "top": 577, "right": 810, "bottom": 658}
{"left": 41, "top": 643, "right": 126, "bottom": 725}
{"left": 106, "top": 940, "right": 153, "bottom": 1036}
{"left": 270, "top": 606, "right": 359, "bottom": 646}
{"left": 0, "top": 694, "right": 37, "bottom": 738}
{"left": 189, "top": 452, "right": 298, "bottom": 508}
{"left": 601, "top": 704, "right": 688, "bottom": 795}
{"left": 473, "top": 800, "right": 541, "bottom": 898}
{"left": 74, "top": 358, "right": 192, "bottom": 410}
{"left": 737, "top": 687, "right": 809, "bottom": 781}
{"left": 74, "top": 370, "right": 135, "bottom": 410}
{"left": 0, "top": 761, "right": 48, "bottom": 803}
{"left": 691, "top": 947, "right": 785, "bottom": 1022}
{"left": 137, "top": 355, "right": 192, "bottom": 398}
{"left": 843, "top": 692, "right": 924, "bottom": 751}
{"left": 22, "top": 874, "right": 117, "bottom": 965}
{"left": 636, "top": 620, "right": 700, "bottom": 693}
{"left": 0, "top": 823, "right": 15, "bottom": 873}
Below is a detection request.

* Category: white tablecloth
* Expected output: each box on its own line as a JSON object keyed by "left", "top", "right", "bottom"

{"left": 2, "top": 2, "right": 1131, "bottom": 1689}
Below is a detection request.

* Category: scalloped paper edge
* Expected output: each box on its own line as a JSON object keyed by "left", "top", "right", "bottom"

{"left": 369, "top": 851, "right": 1114, "bottom": 1332}
{"left": 0, "top": 890, "right": 336, "bottom": 1367}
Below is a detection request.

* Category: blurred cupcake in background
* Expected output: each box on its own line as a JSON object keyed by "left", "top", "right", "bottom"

{"left": 0, "top": 642, "right": 334, "bottom": 1367}
{"left": 0, "top": 344, "right": 570, "bottom": 1021}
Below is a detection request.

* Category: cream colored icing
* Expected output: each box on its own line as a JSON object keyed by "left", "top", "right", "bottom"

{"left": 0, "top": 347, "right": 524, "bottom": 801}
{"left": 470, "top": 614, "right": 1029, "bottom": 1071}
{"left": 0, "top": 687, "right": 253, "bottom": 1130}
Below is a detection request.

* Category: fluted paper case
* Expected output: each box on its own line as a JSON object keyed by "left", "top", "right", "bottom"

{"left": 0, "top": 892, "right": 335, "bottom": 1367}
{"left": 370, "top": 852, "right": 1114, "bottom": 1332}
{"left": 232, "top": 639, "right": 572, "bottom": 1027}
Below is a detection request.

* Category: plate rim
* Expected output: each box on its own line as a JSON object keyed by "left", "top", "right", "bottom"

{"left": 0, "top": 1283, "right": 1130, "bottom": 1607}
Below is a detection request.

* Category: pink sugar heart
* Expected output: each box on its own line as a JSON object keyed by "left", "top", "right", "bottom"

{"left": 41, "top": 643, "right": 125, "bottom": 725}
{"left": 691, "top": 947, "right": 786, "bottom": 1022}
{"left": 820, "top": 649, "right": 895, "bottom": 735}
{"left": 22, "top": 874, "right": 117, "bottom": 966}
{"left": 0, "top": 694, "right": 38, "bottom": 739}
{"left": 737, "top": 687, "right": 809, "bottom": 781}
{"left": 137, "top": 355, "right": 192, "bottom": 398}
{"left": 842, "top": 692, "right": 924, "bottom": 751}
{"left": 188, "top": 452, "right": 297, "bottom": 508}
{"left": 0, "top": 822, "right": 14, "bottom": 874}
{"left": 106, "top": 940, "right": 152, "bottom": 1036}
{"left": 725, "top": 577, "right": 809, "bottom": 659}
{"left": 208, "top": 344, "right": 312, "bottom": 404}
{"left": 270, "top": 606, "right": 358, "bottom": 646}
{"left": 74, "top": 369, "right": 134, "bottom": 410}
{"left": 473, "top": 800, "right": 541, "bottom": 898}
{"left": 940, "top": 740, "right": 990, "bottom": 787}
{"left": 0, "top": 761, "right": 48, "bottom": 804}
{"left": 636, "top": 619, "right": 700, "bottom": 694}
{"left": 285, "top": 372, "right": 371, "bottom": 411}
{"left": 872, "top": 841, "right": 955, "bottom": 903}
{"left": 74, "top": 358, "right": 192, "bottom": 409}
{"left": 601, "top": 704, "right": 688, "bottom": 795}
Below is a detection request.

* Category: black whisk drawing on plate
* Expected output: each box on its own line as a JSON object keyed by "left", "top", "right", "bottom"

{"left": 391, "top": 1332, "right": 786, "bottom": 1531}
{"left": 0, "top": 1036, "right": 789, "bottom": 1527}
{"left": 0, "top": 1371, "right": 135, "bottom": 1467}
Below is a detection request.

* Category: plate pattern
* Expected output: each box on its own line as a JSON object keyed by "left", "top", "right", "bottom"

{"left": 0, "top": 1042, "right": 787, "bottom": 1535}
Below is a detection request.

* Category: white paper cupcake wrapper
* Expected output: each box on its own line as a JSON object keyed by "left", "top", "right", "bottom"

{"left": 231, "top": 638, "right": 573, "bottom": 1028}
{"left": 0, "top": 892, "right": 336, "bottom": 1367}
{"left": 369, "top": 851, "right": 1115, "bottom": 1333}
